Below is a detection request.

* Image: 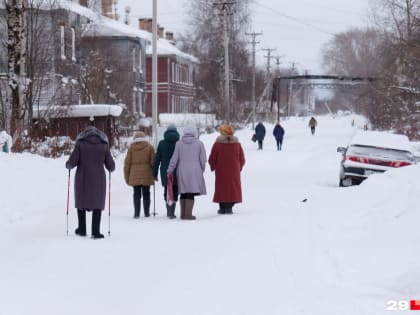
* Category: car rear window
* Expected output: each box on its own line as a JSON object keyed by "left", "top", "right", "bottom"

{"left": 347, "top": 145, "right": 414, "bottom": 161}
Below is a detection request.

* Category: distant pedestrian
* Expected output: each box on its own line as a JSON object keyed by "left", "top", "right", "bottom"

{"left": 167, "top": 126, "right": 207, "bottom": 220}
{"left": 65, "top": 126, "right": 115, "bottom": 239}
{"left": 124, "top": 131, "right": 155, "bottom": 218}
{"left": 308, "top": 117, "right": 317, "bottom": 135}
{"left": 209, "top": 124, "right": 245, "bottom": 215}
{"left": 273, "top": 122, "right": 285, "bottom": 150}
{"left": 255, "top": 121, "right": 266, "bottom": 150}
{"left": 152, "top": 124, "right": 180, "bottom": 219}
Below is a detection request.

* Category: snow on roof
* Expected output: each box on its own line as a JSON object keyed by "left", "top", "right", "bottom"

{"left": 0, "top": 0, "right": 151, "bottom": 42}
{"left": 350, "top": 131, "right": 412, "bottom": 152}
{"left": 33, "top": 104, "right": 123, "bottom": 119}
{"left": 82, "top": 14, "right": 151, "bottom": 41}
{"left": 146, "top": 38, "right": 199, "bottom": 63}
{"left": 63, "top": 1, "right": 151, "bottom": 41}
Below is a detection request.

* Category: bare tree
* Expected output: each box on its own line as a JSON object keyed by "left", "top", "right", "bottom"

{"left": 6, "top": 0, "right": 27, "bottom": 149}
{"left": 179, "top": 0, "right": 255, "bottom": 122}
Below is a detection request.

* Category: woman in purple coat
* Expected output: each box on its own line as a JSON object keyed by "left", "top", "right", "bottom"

{"left": 167, "top": 126, "right": 206, "bottom": 220}
{"left": 66, "top": 126, "right": 115, "bottom": 239}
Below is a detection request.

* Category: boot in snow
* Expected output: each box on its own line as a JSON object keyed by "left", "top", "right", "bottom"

{"left": 75, "top": 209, "right": 87, "bottom": 236}
{"left": 91, "top": 210, "right": 104, "bottom": 239}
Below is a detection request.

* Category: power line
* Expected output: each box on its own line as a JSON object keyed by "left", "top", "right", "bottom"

{"left": 245, "top": 31, "right": 263, "bottom": 128}
{"left": 253, "top": 1, "right": 334, "bottom": 36}
{"left": 262, "top": 48, "right": 276, "bottom": 74}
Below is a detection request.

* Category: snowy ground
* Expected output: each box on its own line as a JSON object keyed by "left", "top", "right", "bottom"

{"left": 1, "top": 114, "right": 420, "bottom": 315}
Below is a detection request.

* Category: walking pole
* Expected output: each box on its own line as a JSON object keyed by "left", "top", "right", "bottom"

{"left": 66, "top": 169, "right": 70, "bottom": 236}
{"left": 153, "top": 184, "right": 156, "bottom": 216}
{"left": 108, "top": 171, "right": 111, "bottom": 236}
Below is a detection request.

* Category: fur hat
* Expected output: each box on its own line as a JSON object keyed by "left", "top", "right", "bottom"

{"left": 219, "top": 124, "right": 234, "bottom": 136}
{"left": 183, "top": 126, "right": 197, "bottom": 137}
{"left": 167, "top": 124, "right": 177, "bottom": 131}
{"left": 133, "top": 131, "right": 146, "bottom": 139}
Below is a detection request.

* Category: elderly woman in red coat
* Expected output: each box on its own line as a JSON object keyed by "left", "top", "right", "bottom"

{"left": 208, "top": 124, "right": 245, "bottom": 214}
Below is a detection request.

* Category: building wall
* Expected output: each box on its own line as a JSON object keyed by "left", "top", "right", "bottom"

{"left": 81, "top": 36, "right": 147, "bottom": 127}
{"left": 145, "top": 55, "right": 196, "bottom": 118}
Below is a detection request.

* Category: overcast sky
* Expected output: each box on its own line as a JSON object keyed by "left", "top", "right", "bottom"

{"left": 116, "top": 0, "right": 371, "bottom": 73}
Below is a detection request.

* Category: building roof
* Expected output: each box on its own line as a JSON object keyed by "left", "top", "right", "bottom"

{"left": 146, "top": 38, "right": 198, "bottom": 63}
{"left": 33, "top": 104, "right": 124, "bottom": 119}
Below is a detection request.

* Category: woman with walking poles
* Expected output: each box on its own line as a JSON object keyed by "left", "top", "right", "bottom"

{"left": 167, "top": 126, "right": 207, "bottom": 220}
{"left": 65, "top": 126, "right": 115, "bottom": 239}
{"left": 124, "top": 131, "right": 155, "bottom": 218}
{"left": 208, "top": 124, "right": 245, "bottom": 215}
{"left": 153, "top": 124, "right": 180, "bottom": 219}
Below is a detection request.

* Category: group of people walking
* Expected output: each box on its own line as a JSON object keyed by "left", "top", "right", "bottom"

{"left": 65, "top": 117, "right": 318, "bottom": 239}
{"left": 253, "top": 121, "right": 285, "bottom": 151}
{"left": 65, "top": 123, "right": 245, "bottom": 239}
{"left": 252, "top": 116, "right": 318, "bottom": 151}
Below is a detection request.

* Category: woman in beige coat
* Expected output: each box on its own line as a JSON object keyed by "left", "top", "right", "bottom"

{"left": 124, "top": 131, "right": 155, "bottom": 218}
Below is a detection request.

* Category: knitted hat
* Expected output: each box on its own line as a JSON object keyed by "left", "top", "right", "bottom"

{"left": 219, "top": 124, "right": 234, "bottom": 136}
{"left": 133, "top": 131, "right": 145, "bottom": 139}
{"left": 167, "top": 124, "right": 177, "bottom": 131}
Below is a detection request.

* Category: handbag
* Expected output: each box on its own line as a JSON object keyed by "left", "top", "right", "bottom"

{"left": 251, "top": 134, "right": 257, "bottom": 142}
{"left": 166, "top": 173, "right": 175, "bottom": 206}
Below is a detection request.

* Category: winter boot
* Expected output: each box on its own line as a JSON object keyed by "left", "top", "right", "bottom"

{"left": 75, "top": 209, "right": 87, "bottom": 236}
{"left": 133, "top": 196, "right": 140, "bottom": 218}
{"left": 217, "top": 203, "right": 226, "bottom": 215}
{"left": 180, "top": 199, "right": 186, "bottom": 219}
{"left": 91, "top": 210, "right": 104, "bottom": 239}
{"left": 166, "top": 203, "right": 176, "bottom": 219}
{"left": 225, "top": 202, "right": 234, "bottom": 214}
{"left": 184, "top": 199, "right": 196, "bottom": 220}
{"left": 143, "top": 197, "right": 150, "bottom": 217}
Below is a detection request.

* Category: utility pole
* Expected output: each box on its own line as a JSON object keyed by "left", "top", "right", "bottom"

{"left": 287, "top": 62, "right": 296, "bottom": 118}
{"left": 214, "top": 1, "right": 235, "bottom": 123}
{"left": 152, "top": 0, "right": 158, "bottom": 146}
{"left": 262, "top": 48, "right": 276, "bottom": 74}
{"left": 275, "top": 55, "right": 282, "bottom": 74}
{"left": 245, "top": 31, "right": 262, "bottom": 129}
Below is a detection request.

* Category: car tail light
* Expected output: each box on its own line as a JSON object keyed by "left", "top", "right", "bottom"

{"left": 346, "top": 155, "right": 368, "bottom": 163}
{"left": 390, "top": 161, "right": 412, "bottom": 167}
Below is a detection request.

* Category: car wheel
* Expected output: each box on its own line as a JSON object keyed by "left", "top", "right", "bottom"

{"left": 339, "top": 177, "right": 352, "bottom": 187}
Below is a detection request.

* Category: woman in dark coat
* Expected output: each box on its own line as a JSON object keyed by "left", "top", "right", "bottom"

{"left": 208, "top": 124, "right": 245, "bottom": 214}
{"left": 66, "top": 126, "right": 115, "bottom": 239}
{"left": 308, "top": 116, "right": 317, "bottom": 135}
{"left": 273, "top": 122, "right": 285, "bottom": 150}
{"left": 152, "top": 124, "right": 180, "bottom": 219}
{"left": 254, "top": 122, "right": 266, "bottom": 150}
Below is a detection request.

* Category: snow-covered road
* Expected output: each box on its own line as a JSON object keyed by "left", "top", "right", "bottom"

{"left": 1, "top": 114, "right": 419, "bottom": 315}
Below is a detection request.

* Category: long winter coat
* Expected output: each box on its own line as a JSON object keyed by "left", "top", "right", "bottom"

{"left": 255, "top": 122, "right": 266, "bottom": 141}
{"left": 273, "top": 125, "right": 285, "bottom": 140}
{"left": 208, "top": 135, "right": 245, "bottom": 203}
{"left": 167, "top": 128, "right": 206, "bottom": 195}
{"left": 124, "top": 139, "right": 155, "bottom": 186}
{"left": 309, "top": 117, "right": 317, "bottom": 127}
{"left": 66, "top": 127, "right": 115, "bottom": 210}
{"left": 152, "top": 129, "right": 180, "bottom": 187}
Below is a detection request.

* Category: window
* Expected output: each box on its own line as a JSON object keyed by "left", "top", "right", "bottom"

{"left": 71, "top": 28, "right": 76, "bottom": 62}
{"left": 132, "top": 48, "right": 136, "bottom": 72}
{"left": 60, "top": 25, "right": 66, "bottom": 60}
{"left": 132, "top": 87, "right": 137, "bottom": 114}
{"left": 138, "top": 49, "right": 143, "bottom": 73}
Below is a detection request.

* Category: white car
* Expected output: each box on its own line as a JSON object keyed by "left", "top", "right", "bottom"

{"left": 337, "top": 131, "right": 416, "bottom": 186}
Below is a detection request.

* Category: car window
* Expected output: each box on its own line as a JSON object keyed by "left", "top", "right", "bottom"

{"left": 347, "top": 145, "right": 414, "bottom": 161}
